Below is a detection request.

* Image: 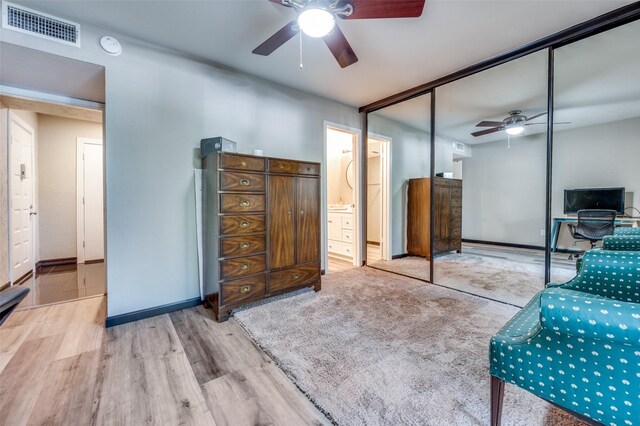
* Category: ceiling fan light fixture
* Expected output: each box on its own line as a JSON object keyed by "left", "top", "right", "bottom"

{"left": 505, "top": 126, "right": 525, "bottom": 136}
{"left": 298, "top": 5, "right": 336, "bottom": 38}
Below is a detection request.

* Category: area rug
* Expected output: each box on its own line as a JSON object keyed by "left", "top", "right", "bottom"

{"left": 370, "top": 251, "right": 576, "bottom": 307}
{"left": 233, "top": 268, "right": 585, "bottom": 426}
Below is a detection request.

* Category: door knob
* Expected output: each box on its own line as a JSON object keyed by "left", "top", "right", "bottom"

{"left": 30, "top": 211, "right": 37, "bottom": 216}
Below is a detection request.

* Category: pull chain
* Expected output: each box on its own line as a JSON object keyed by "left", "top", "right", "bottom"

{"left": 507, "top": 133, "right": 511, "bottom": 149}
{"left": 299, "top": 31, "right": 304, "bottom": 70}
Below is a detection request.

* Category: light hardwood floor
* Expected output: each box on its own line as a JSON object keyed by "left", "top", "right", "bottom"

{"left": 0, "top": 296, "right": 329, "bottom": 425}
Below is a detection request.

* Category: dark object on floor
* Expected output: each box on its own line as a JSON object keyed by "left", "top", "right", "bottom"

{"left": 490, "top": 250, "right": 640, "bottom": 426}
{"left": 567, "top": 209, "right": 616, "bottom": 260}
{"left": 0, "top": 285, "right": 30, "bottom": 326}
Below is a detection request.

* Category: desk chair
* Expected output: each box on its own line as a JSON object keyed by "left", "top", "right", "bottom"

{"left": 567, "top": 209, "right": 616, "bottom": 259}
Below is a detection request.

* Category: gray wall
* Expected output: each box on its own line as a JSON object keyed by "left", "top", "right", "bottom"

{"left": 37, "top": 114, "right": 103, "bottom": 260}
{"left": 461, "top": 117, "right": 640, "bottom": 247}
{"left": 1, "top": 23, "right": 359, "bottom": 316}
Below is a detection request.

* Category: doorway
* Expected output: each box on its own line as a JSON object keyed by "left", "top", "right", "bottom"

{"left": 2, "top": 95, "right": 106, "bottom": 309}
{"left": 324, "top": 124, "right": 360, "bottom": 273}
{"left": 366, "top": 136, "right": 391, "bottom": 263}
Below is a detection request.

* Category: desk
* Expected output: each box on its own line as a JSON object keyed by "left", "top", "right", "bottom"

{"left": 550, "top": 217, "right": 640, "bottom": 252}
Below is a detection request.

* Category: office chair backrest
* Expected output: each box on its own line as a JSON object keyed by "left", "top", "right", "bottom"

{"left": 575, "top": 209, "right": 617, "bottom": 240}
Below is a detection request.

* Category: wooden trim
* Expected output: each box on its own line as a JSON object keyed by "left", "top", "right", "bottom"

{"left": 36, "top": 257, "right": 77, "bottom": 268}
{"left": 13, "top": 270, "right": 33, "bottom": 285}
{"left": 462, "top": 239, "right": 545, "bottom": 252}
{"left": 84, "top": 259, "right": 104, "bottom": 265}
{"left": 359, "top": 3, "right": 640, "bottom": 113}
{"left": 391, "top": 253, "right": 408, "bottom": 260}
{"left": 367, "top": 241, "right": 380, "bottom": 246}
{"left": 105, "top": 297, "right": 202, "bottom": 328}
{"left": 0, "top": 282, "right": 10, "bottom": 291}
{"left": 544, "top": 47, "right": 555, "bottom": 285}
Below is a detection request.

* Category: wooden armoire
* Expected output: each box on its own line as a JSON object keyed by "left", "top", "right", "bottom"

{"left": 202, "top": 152, "right": 321, "bottom": 322}
{"left": 407, "top": 177, "right": 462, "bottom": 260}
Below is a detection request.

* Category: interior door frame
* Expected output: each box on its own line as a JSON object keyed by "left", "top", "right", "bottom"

{"left": 323, "top": 122, "right": 362, "bottom": 268}
{"left": 76, "top": 137, "right": 103, "bottom": 264}
{"left": 367, "top": 133, "right": 392, "bottom": 261}
{"left": 6, "top": 109, "right": 37, "bottom": 283}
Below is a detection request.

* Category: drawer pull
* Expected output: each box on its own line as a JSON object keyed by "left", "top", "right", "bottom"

{"left": 239, "top": 179, "right": 250, "bottom": 186}
{"left": 241, "top": 161, "right": 247, "bottom": 167}
{"left": 239, "top": 200, "right": 250, "bottom": 207}
{"left": 240, "top": 263, "right": 249, "bottom": 270}
{"left": 300, "top": 210, "right": 304, "bottom": 215}
{"left": 240, "top": 221, "right": 250, "bottom": 228}
{"left": 288, "top": 211, "right": 292, "bottom": 216}
{"left": 279, "top": 164, "right": 285, "bottom": 169}
{"left": 292, "top": 274, "right": 300, "bottom": 280}
{"left": 240, "top": 285, "right": 251, "bottom": 294}
{"left": 240, "top": 242, "right": 250, "bottom": 249}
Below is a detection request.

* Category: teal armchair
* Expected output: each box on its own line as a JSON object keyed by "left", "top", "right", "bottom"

{"left": 615, "top": 227, "right": 640, "bottom": 236}
{"left": 490, "top": 250, "right": 640, "bottom": 426}
{"left": 575, "top": 235, "right": 640, "bottom": 271}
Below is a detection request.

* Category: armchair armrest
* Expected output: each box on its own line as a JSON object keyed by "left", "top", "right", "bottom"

{"left": 539, "top": 289, "right": 640, "bottom": 346}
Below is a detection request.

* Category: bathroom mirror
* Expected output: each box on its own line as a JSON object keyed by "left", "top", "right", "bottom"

{"left": 346, "top": 161, "right": 355, "bottom": 189}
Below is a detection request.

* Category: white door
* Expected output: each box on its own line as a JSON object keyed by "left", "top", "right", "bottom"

{"left": 77, "top": 138, "right": 104, "bottom": 262}
{"left": 8, "top": 112, "right": 35, "bottom": 281}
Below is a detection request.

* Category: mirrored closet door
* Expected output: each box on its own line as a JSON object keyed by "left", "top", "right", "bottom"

{"left": 366, "top": 93, "right": 432, "bottom": 282}
{"left": 433, "top": 50, "right": 548, "bottom": 307}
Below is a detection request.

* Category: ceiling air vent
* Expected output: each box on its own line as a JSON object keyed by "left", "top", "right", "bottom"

{"left": 2, "top": 2, "right": 80, "bottom": 47}
{"left": 451, "top": 142, "right": 466, "bottom": 153}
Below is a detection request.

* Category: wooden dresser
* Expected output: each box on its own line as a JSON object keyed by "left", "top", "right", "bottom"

{"left": 202, "top": 152, "right": 321, "bottom": 322}
{"left": 407, "top": 177, "right": 462, "bottom": 260}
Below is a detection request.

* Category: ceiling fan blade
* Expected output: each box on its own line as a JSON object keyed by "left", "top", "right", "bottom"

{"left": 525, "top": 111, "right": 547, "bottom": 122}
{"left": 476, "top": 120, "right": 503, "bottom": 127}
{"left": 337, "top": 0, "right": 426, "bottom": 19}
{"left": 471, "top": 127, "right": 503, "bottom": 137}
{"left": 323, "top": 26, "right": 358, "bottom": 68}
{"left": 525, "top": 121, "right": 572, "bottom": 126}
{"left": 252, "top": 20, "right": 299, "bottom": 56}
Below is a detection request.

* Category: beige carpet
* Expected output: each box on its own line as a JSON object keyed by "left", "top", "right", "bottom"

{"left": 234, "top": 268, "right": 585, "bottom": 426}
{"left": 370, "top": 250, "right": 576, "bottom": 307}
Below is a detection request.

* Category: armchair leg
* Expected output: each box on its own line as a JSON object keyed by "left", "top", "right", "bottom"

{"left": 491, "top": 376, "right": 505, "bottom": 426}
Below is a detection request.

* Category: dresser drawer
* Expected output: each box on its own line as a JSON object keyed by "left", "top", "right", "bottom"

{"left": 220, "top": 215, "right": 265, "bottom": 235}
{"left": 220, "top": 235, "right": 266, "bottom": 258}
{"left": 268, "top": 159, "right": 320, "bottom": 176}
{"left": 220, "top": 171, "right": 265, "bottom": 192}
{"left": 269, "top": 264, "right": 320, "bottom": 293}
{"left": 220, "top": 254, "right": 266, "bottom": 280}
{"left": 219, "top": 153, "right": 265, "bottom": 172}
{"left": 342, "top": 229, "right": 354, "bottom": 244}
{"left": 220, "top": 194, "right": 265, "bottom": 213}
{"left": 221, "top": 274, "right": 266, "bottom": 306}
{"left": 341, "top": 214, "right": 354, "bottom": 229}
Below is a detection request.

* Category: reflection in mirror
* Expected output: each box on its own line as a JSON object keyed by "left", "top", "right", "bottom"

{"left": 367, "top": 93, "right": 431, "bottom": 282}
{"left": 550, "top": 20, "right": 640, "bottom": 283}
{"left": 434, "top": 50, "right": 552, "bottom": 307}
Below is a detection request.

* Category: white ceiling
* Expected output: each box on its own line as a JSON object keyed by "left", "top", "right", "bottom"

{"left": 13, "top": 0, "right": 634, "bottom": 108}
{"left": 373, "top": 19, "right": 640, "bottom": 144}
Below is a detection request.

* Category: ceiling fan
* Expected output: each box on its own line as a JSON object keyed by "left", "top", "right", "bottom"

{"left": 253, "top": 0, "right": 427, "bottom": 68}
{"left": 471, "top": 110, "right": 570, "bottom": 137}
